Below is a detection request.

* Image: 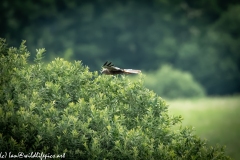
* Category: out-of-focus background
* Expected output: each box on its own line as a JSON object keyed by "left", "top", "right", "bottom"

{"left": 1, "top": 0, "right": 240, "bottom": 158}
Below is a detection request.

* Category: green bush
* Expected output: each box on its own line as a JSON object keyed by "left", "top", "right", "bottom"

{"left": 144, "top": 65, "right": 206, "bottom": 99}
{"left": 0, "top": 38, "right": 230, "bottom": 159}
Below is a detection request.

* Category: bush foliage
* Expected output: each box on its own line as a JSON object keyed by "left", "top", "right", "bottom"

{"left": 144, "top": 65, "right": 206, "bottom": 99}
{"left": 0, "top": 39, "right": 230, "bottom": 159}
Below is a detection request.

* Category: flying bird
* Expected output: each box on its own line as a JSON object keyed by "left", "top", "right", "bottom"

{"left": 101, "top": 61, "right": 141, "bottom": 75}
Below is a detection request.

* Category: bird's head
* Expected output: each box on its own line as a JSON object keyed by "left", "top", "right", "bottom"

{"left": 101, "top": 68, "right": 110, "bottom": 75}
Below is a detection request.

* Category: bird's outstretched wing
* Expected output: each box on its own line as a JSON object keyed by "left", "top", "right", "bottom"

{"left": 102, "top": 61, "right": 123, "bottom": 71}
{"left": 101, "top": 61, "right": 141, "bottom": 75}
{"left": 123, "top": 69, "right": 141, "bottom": 74}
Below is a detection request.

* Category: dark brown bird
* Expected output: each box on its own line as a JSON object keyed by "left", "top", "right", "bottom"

{"left": 101, "top": 61, "right": 141, "bottom": 75}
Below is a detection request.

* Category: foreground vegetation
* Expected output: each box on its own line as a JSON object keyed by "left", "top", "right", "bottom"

{"left": 0, "top": 39, "right": 231, "bottom": 159}
{"left": 168, "top": 96, "right": 240, "bottom": 159}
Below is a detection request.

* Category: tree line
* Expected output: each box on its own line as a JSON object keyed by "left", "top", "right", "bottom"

{"left": 1, "top": 0, "right": 240, "bottom": 95}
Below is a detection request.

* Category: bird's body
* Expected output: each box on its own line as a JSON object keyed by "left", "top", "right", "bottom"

{"left": 101, "top": 61, "right": 141, "bottom": 75}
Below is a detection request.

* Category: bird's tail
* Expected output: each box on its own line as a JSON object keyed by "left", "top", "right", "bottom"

{"left": 123, "top": 69, "right": 141, "bottom": 74}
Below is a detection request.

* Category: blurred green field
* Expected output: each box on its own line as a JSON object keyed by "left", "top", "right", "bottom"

{"left": 168, "top": 95, "right": 240, "bottom": 160}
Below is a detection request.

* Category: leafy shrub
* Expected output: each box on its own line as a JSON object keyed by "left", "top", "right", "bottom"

{"left": 0, "top": 38, "right": 230, "bottom": 159}
{"left": 144, "top": 65, "right": 206, "bottom": 99}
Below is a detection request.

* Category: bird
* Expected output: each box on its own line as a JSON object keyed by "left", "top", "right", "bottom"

{"left": 101, "top": 61, "right": 141, "bottom": 75}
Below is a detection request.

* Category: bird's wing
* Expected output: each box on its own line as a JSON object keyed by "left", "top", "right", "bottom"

{"left": 102, "top": 61, "right": 123, "bottom": 71}
{"left": 123, "top": 69, "right": 141, "bottom": 74}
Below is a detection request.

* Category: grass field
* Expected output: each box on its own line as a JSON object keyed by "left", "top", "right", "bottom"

{"left": 167, "top": 95, "right": 240, "bottom": 160}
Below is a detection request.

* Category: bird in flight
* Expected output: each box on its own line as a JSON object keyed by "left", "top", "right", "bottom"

{"left": 101, "top": 61, "right": 141, "bottom": 75}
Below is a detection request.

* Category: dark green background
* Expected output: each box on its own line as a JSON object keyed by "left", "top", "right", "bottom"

{"left": 1, "top": 0, "right": 240, "bottom": 95}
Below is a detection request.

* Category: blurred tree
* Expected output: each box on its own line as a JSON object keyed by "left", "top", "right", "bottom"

{"left": 143, "top": 65, "right": 205, "bottom": 99}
